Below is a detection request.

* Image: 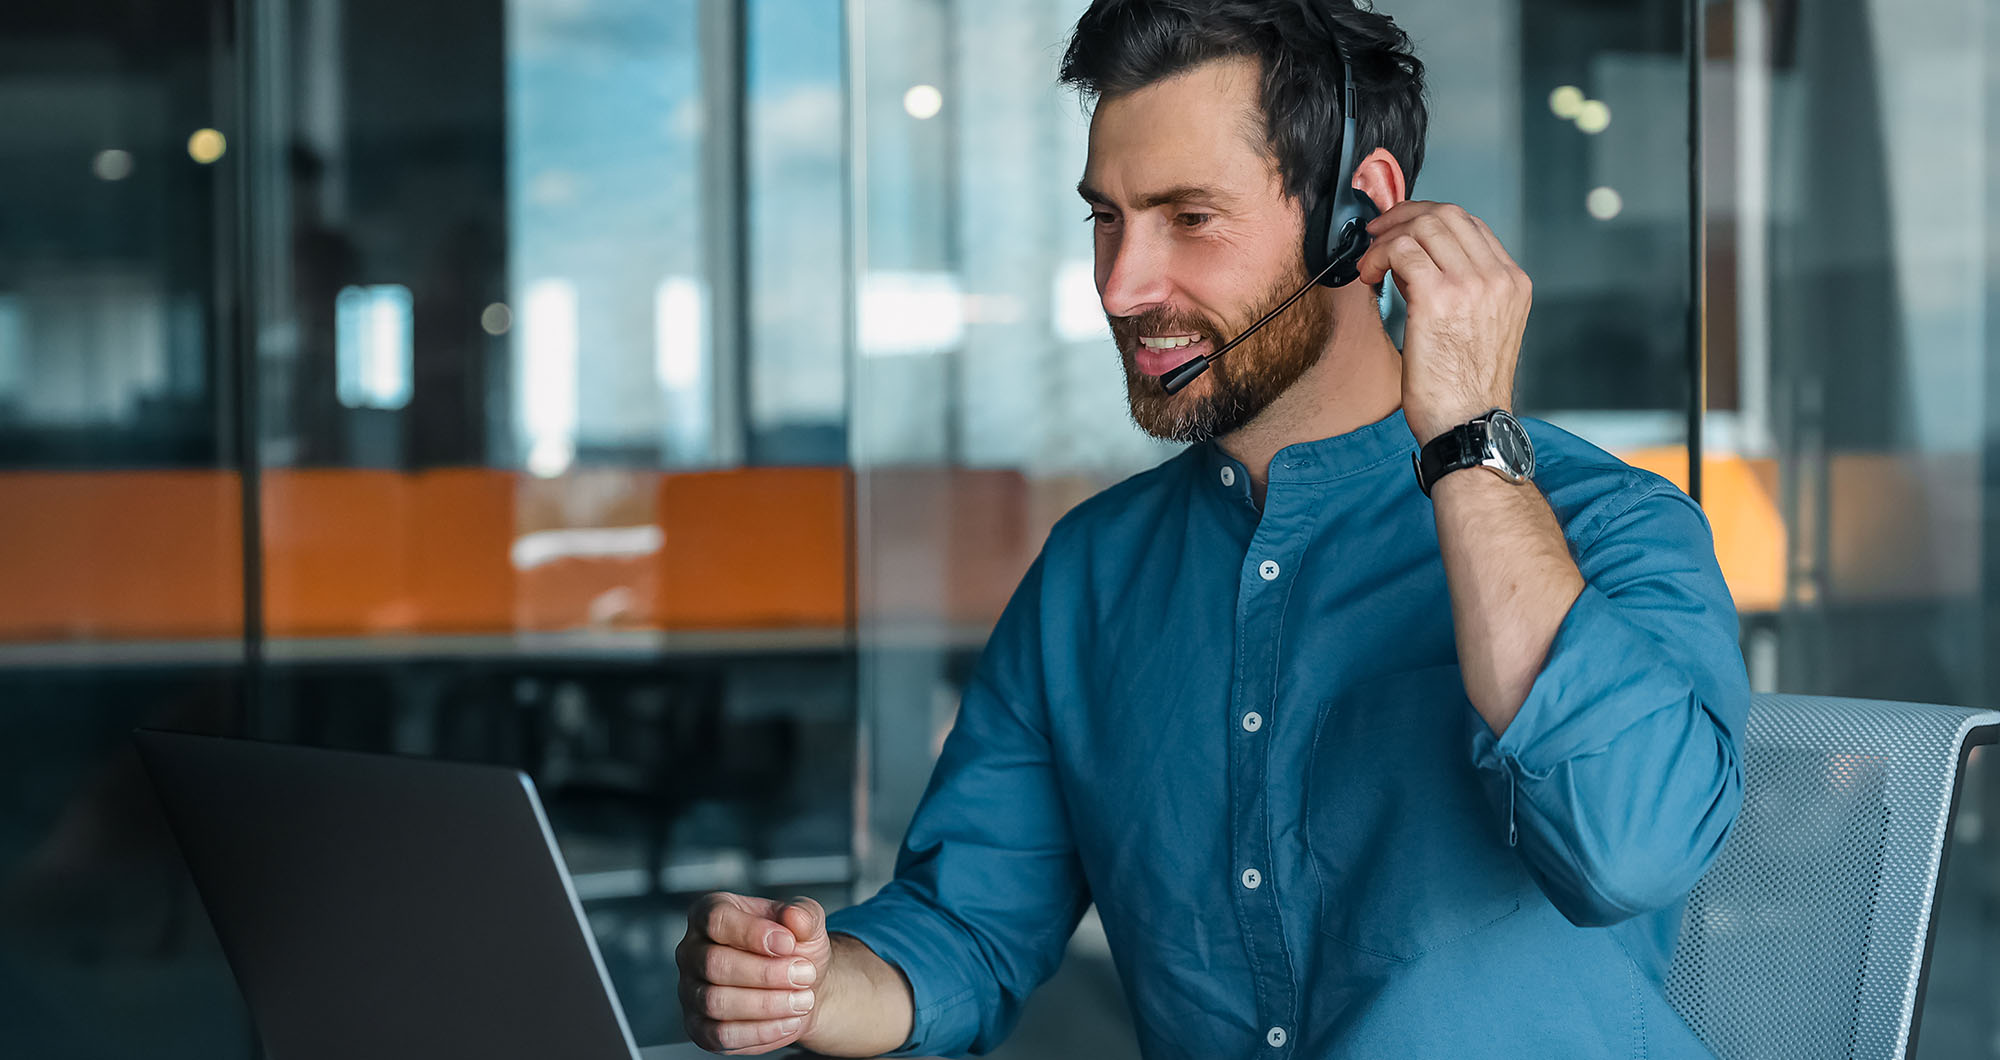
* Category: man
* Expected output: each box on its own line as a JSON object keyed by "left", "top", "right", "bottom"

{"left": 677, "top": 1, "right": 1748, "bottom": 1056}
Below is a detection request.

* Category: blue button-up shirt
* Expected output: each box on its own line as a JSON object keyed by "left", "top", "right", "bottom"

{"left": 827, "top": 407, "right": 1748, "bottom": 1059}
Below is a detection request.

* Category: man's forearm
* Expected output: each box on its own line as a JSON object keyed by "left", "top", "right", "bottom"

{"left": 799, "top": 932, "right": 916, "bottom": 1057}
{"left": 1430, "top": 467, "right": 1584, "bottom": 738}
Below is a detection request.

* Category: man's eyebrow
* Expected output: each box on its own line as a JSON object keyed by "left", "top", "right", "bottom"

{"left": 1076, "top": 181, "right": 1236, "bottom": 210}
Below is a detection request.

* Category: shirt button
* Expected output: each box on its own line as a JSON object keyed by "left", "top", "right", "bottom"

{"left": 1258, "top": 559, "right": 1280, "bottom": 581}
{"left": 1241, "top": 867, "right": 1262, "bottom": 889}
{"left": 1220, "top": 466, "right": 1236, "bottom": 487}
{"left": 1267, "top": 1026, "right": 1288, "bottom": 1048}
{"left": 1241, "top": 711, "right": 1262, "bottom": 732}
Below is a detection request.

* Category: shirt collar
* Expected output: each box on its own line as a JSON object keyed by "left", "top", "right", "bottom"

{"left": 1199, "top": 406, "right": 1417, "bottom": 490}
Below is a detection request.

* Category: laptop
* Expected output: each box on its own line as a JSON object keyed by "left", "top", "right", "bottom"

{"left": 135, "top": 728, "right": 720, "bottom": 1060}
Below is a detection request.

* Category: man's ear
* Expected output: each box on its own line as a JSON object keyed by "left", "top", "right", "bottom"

{"left": 1352, "top": 147, "right": 1407, "bottom": 217}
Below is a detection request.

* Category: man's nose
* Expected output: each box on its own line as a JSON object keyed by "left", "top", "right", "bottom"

{"left": 1098, "top": 227, "right": 1172, "bottom": 320}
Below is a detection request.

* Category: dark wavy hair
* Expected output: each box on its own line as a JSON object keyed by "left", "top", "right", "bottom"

{"left": 1058, "top": 0, "right": 1428, "bottom": 218}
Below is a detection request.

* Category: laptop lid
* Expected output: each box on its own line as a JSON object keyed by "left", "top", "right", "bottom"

{"left": 135, "top": 729, "right": 643, "bottom": 1060}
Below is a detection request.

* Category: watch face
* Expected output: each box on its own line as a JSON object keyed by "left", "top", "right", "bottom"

{"left": 1485, "top": 411, "right": 1534, "bottom": 477}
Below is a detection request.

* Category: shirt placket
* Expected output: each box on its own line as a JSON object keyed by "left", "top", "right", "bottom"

{"left": 1228, "top": 495, "right": 1300, "bottom": 1057}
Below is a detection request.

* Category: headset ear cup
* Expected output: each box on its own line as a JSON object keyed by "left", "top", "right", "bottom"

{"left": 1316, "top": 190, "right": 1379, "bottom": 289}
{"left": 1349, "top": 188, "right": 1381, "bottom": 242}
{"left": 1339, "top": 189, "right": 1380, "bottom": 269}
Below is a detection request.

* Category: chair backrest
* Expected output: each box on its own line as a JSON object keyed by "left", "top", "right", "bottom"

{"left": 1664, "top": 693, "right": 2000, "bottom": 1060}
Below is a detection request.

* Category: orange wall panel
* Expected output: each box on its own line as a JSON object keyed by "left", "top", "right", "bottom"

{"left": 260, "top": 470, "right": 414, "bottom": 636}
{"left": 657, "top": 468, "right": 850, "bottom": 629}
{"left": 511, "top": 469, "right": 661, "bottom": 631}
{"left": 408, "top": 469, "right": 516, "bottom": 632}
{"left": 0, "top": 471, "right": 243, "bottom": 639}
{"left": 0, "top": 451, "right": 1810, "bottom": 645}
{"left": 261, "top": 469, "right": 523, "bottom": 636}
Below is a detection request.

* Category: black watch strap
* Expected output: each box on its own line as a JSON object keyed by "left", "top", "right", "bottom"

{"left": 1413, "top": 420, "right": 1488, "bottom": 497}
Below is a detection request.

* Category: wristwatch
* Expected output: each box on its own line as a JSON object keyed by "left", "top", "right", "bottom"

{"left": 1412, "top": 408, "right": 1535, "bottom": 497}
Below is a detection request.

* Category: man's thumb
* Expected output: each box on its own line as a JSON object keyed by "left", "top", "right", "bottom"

{"left": 780, "top": 898, "right": 825, "bottom": 944}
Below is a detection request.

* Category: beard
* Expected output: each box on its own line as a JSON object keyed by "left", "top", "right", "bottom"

{"left": 1110, "top": 262, "right": 1335, "bottom": 443}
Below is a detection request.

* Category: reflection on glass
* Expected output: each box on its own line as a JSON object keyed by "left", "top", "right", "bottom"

{"left": 858, "top": 271, "right": 966, "bottom": 359}
{"left": 507, "top": 0, "right": 705, "bottom": 468}
{"left": 747, "top": 0, "right": 846, "bottom": 463}
{"left": 518, "top": 276, "right": 580, "bottom": 477}
{"left": 333, "top": 283, "right": 414, "bottom": 411}
{"left": 0, "top": 295, "right": 22, "bottom": 399}
{"left": 654, "top": 276, "right": 710, "bottom": 458}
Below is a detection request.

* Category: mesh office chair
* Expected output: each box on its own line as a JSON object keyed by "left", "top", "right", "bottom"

{"left": 1665, "top": 693, "right": 2000, "bottom": 1060}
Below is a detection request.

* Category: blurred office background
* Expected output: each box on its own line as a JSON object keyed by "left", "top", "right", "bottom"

{"left": 1, "top": 0, "right": 1996, "bottom": 1055}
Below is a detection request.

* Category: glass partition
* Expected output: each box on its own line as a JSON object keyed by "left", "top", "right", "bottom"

{"left": 0, "top": 1, "right": 251, "bottom": 1056}
{"left": 1710, "top": 0, "right": 2000, "bottom": 1050}
{"left": 242, "top": 0, "right": 856, "bottom": 1046}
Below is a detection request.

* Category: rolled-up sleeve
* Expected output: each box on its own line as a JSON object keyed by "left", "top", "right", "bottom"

{"left": 825, "top": 550, "right": 1091, "bottom": 1056}
{"left": 1468, "top": 481, "right": 1750, "bottom": 929}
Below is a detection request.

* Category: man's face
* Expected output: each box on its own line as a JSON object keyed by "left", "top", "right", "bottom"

{"left": 1080, "top": 55, "right": 1333, "bottom": 443}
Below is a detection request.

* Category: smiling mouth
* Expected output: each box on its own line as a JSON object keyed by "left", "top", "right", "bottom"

{"left": 1131, "top": 336, "right": 1213, "bottom": 378}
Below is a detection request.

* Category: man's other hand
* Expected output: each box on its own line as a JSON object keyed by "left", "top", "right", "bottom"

{"left": 676, "top": 892, "right": 832, "bottom": 1055}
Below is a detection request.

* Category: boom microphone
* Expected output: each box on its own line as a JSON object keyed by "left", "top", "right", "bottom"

{"left": 1158, "top": 253, "right": 1348, "bottom": 395}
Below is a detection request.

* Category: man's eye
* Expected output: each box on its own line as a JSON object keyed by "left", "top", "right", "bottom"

{"left": 1177, "top": 212, "right": 1213, "bottom": 229}
{"left": 1084, "top": 210, "right": 1114, "bottom": 225}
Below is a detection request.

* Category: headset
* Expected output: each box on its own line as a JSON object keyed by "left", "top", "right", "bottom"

{"left": 1159, "top": 25, "right": 1380, "bottom": 396}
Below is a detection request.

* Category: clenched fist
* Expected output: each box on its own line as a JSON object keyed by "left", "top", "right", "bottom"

{"left": 676, "top": 892, "right": 832, "bottom": 1055}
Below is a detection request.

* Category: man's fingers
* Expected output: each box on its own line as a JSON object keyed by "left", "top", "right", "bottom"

{"left": 778, "top": 897, "right": 826, "bottom": 944}
{"left": 1365, "top": 197, "right": 1423, "bottom": 231}
{"left": 1366, "top": 203, "right": 1478, "bottom": 277}
{"left": 686, "top": 1015, "right": 806, "bottom": 1055}
{"left": 1465, "top": 213, "right": 1518, "bottom": 269}
{"left": 1355, "top": 232, "right": 1442, "bottom": 292}
{"left": 698, "top": 894, "right": 797, "bottom": 956}
{"left": 1398, "top": 210, "right": 1478, "bottom": 276}
{"left": 1356, "top": 202, "right": 1527, "bottom": 304}
{"left": 1428, "top": 206, "right": 1506, "bottom": 275}
{"left": 684, "top": 942, "right": 818, "bottom": 989}
{"left": 689, "top": 982, "right": 817, "bottom": 1023}
{"left": 688, "top": 891, "right": 782, "bottom": 937}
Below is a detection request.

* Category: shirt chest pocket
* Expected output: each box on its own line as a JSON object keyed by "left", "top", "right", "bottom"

{"left": 1304, "top": 664, "right": 1529, "bottom": 963}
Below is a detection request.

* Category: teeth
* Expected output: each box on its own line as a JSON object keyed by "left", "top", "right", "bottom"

{"left": 1139, "top": 336, "right": 1198, "bottom": 349}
